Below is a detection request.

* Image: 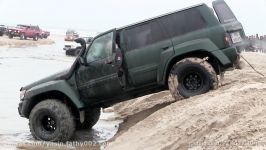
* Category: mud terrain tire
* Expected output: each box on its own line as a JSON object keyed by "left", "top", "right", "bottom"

{"left": 168, "top": 57, "right": 218, "bottom": 100}
{"left": 77, "top": 108, "right": 101, "bottom": 130}
{"left": 29, "top": 99, "right": 75, "bottom": 142}
{"left": 20, "top": 33, "right": 25, "bottom": 40}
{"left": 33, "top": 34, "right": 38, "bottom": 41}
{"left": 8, "top": 34, "right": 13, "bottom": 39}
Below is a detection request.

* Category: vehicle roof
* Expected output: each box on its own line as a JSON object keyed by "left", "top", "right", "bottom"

{"left": 17, "top": 24, "right": 39, "bottom": 28}
{"left": 117, "top": 3, "right": 205, "bottom": 31}
{"left": 17, "top": 24, "right": 30, "bottom": 27}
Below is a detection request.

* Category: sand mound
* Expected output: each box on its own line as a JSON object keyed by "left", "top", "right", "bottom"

{"left": 106, "top": 52, "right": 266, "bottom": 150}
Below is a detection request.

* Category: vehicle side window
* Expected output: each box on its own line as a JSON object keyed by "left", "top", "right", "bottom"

{"left": 86, "top": 32, "right": 113, "bottom": 63}
{"left": 123, "top": 21, "right": 166, "bottom": 51}
{"left": 159, "top": 8, "right": 207, "bottom": 38}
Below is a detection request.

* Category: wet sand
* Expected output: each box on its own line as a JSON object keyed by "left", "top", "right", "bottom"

{"left": 0, "top": 35, "right": 54, "bottom": 48}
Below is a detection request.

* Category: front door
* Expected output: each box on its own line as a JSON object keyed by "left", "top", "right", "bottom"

{"left": 76, "top": 30, "right": 123, "bottom": 103}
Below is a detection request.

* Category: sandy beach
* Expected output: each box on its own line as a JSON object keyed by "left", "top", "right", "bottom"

{"left": 0, "top": 36, "right": 55, "bottom": 48}
{"left": 106, "top": 52, "right": 266, "bottom": 150}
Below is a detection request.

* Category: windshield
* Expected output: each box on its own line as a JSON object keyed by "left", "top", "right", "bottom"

{"left": 17, "top": 25, "right": 28, "bottom": 29}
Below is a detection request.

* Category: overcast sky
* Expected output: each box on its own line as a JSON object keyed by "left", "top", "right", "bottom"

{"left": 0, "top": 0, "right": 265, "bottom": 35}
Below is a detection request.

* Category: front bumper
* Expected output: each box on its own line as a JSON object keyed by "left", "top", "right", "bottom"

{"left": 18, "top": 101, "right": 23, "bottom": 116}
{"left": 9, "top": 32, "right": 21, "bottom": 37}
{"left": 18, "top": 98, "right": 30, "bottom": 118}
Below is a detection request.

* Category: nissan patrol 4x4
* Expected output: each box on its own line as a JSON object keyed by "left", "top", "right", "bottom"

{"left": 19, "top": 0, "right": 247, "bottom": 142}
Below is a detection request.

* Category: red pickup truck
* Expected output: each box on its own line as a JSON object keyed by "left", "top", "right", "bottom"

{"left": 7, "top": 25, "right": 42, "bottom": 41}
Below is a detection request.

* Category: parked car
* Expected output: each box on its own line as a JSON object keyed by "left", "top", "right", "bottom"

{"left": 7, "top": 24, "right": 41, "bottom": 41}
{"left": 64, "top": 37, "right": 93, "bottom": 56}
{"left": 0, "top": 25, "right": 7, "bottom": 36}
{"left": 64, "top": 30, "right": 79, "bottom": 41}
{"left": 19, "top": 0, "right": 247, "bottom": 142}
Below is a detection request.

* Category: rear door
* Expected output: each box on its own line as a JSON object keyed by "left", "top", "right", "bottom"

{"left": 121, "top": 21, "right": 172, "bottom": 86}
{"left": 213, "top": 0, "right": 246, "bottom": 47}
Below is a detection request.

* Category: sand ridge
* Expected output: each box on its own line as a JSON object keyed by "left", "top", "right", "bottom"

{"left": 106, "top": 52, "right": 266, "bottom": 150}
{"left": 0, "top": 36, "right": 55, "bottom": 48}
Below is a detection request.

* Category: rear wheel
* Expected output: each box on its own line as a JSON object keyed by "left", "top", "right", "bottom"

{"left": 29, "top": 99, "right": 75, "bottom": 142}
{"left": 77, "top": 108, "right": 101, "bottom": 130}
{"left": 168, "top": 57, "right": 218, "bottom": 100}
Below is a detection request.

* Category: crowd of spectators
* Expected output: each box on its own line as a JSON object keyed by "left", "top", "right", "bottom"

{"left": 246, "top": 34, "right": 266, "bottom": 53}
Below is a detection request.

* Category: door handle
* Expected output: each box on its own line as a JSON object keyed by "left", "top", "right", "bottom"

{"left": 162, "top": 46, "right": 169, "bottom": 50}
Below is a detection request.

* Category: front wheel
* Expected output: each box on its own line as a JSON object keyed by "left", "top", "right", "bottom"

{"left": 29, "top": 99, "right": 75, "bottom": 142}
{"left": 8, "top": 34, "right": 13, "bottom": 39}
{"left": 20, "top": 33, "right": 25, "bottom": 40}
{"left": 33, "top": 35, "right": 38, "bottom": 41}
{"left": 168, "top": 57, "right": 218, "bottom": 100}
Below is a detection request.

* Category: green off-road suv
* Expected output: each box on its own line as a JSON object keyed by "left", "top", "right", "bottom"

{"left": 18, "top": 0, "right": 247, "bottom": 142}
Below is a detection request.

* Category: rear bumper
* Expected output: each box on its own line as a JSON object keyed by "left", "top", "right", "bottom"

{"left": 222, "top": 46, "right": 239, "bottom": 63}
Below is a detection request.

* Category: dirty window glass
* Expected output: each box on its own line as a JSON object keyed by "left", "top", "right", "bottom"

{"left": 124, "top": 21, "right": 166, "bottom": 51}
{"left": 159, "top": 8, "right": 207, "bottom": 38}
{"left": 86, "top": 32, "right": 113, "bottom": 63}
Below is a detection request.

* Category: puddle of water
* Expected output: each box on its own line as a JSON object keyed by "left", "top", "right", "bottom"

{"left": 0, "top": 36, "right": 122, "bottom": 149}
{"left": 0, "top": 113, "right": 121, "bottom": 150}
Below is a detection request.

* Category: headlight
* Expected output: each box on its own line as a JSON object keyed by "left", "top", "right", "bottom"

{"left": 20, "top": 90, "right": 26, "bottom": 100}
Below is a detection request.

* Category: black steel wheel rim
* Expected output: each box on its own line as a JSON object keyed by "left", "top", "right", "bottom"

{"left": 41, "top": 115, "right": 57, "bottom": 132}
{"left": 182, "top": 72, "right": 203, "bottom": 92}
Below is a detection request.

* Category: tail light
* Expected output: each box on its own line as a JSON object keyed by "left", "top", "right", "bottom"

{"left": 224, "top": 33, "right": 232, "bottom": 47}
